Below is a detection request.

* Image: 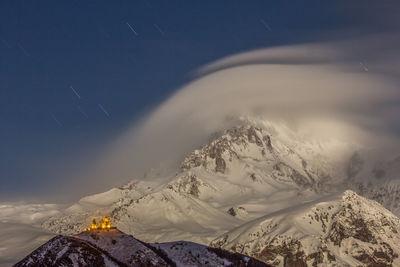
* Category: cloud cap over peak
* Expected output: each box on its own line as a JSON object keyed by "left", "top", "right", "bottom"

{"left": 82, "top": 38, "right": 400, "bottom": 191}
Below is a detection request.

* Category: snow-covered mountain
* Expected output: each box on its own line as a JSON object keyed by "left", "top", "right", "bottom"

{"left": 42, "top": 120, "right": 352, "bottom": 244}
{"left": 211, "top": 190, "right": 400, "bottom": 266}
{"left": 15, "top": 229, "right": 268, "bottom": 267}
{"left": 6, "top": 119, "right": 400, "bottom": 266}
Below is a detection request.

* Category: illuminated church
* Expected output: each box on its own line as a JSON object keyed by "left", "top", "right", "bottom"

{"left": 86, "top": 216, "right": 113, "bottom": 231}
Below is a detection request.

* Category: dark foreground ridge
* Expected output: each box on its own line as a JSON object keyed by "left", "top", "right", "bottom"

{"left": 15, "top": 228, "right": 269, "bottom": 267}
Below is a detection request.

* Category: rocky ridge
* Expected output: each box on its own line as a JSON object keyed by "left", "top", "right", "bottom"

{"left": 15, "top": 229, "right": 268, "bottom": 267}
{"left": 210, "top": 191, "right": 400, "bottom": 266}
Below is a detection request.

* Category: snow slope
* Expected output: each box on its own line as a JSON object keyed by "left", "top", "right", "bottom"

{"left": 211, "top": 190, "right": 400, "bottom": 266}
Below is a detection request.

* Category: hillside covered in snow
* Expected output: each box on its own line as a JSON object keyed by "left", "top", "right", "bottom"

{"left": 211, "top": 190, "right": 400, "bottom": 266}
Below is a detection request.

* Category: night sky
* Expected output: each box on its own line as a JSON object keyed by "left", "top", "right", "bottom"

{"left": 1, "top": 1, "right": 398, "bottom": 201}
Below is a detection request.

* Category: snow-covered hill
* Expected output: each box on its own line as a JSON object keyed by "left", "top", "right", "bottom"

{"left": 15, "top": 229, "right": 268, "bottom": 267}
{"left": 211, "top": 190, "right": 400, "bottom": 266}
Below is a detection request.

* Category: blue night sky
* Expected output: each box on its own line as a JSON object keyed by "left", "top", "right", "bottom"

{"left": 0, "top": 1, "right": 398, "bottom": 201}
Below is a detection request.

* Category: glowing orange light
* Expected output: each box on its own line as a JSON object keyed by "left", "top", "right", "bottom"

{"left": 86, "top": 216, "right": 112, "bottom": 231}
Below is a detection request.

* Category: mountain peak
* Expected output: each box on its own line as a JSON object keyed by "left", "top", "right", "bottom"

{"left": 181, "top": 124, "right": 273, "bottom": 174}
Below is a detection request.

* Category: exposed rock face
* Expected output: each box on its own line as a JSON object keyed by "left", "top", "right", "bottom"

{"left": 263, "top": 135, "right": 273, "bottom": 151}
{"left": 258, "top": 239, "right": 307, "bottom": 267}
{"left": 215, "top": 156, "right": 227, "bottom": 173}
{"left": 247, "top": 126, "right": 264, "bottom": 147}
{"left": 211, "top": 191, "right": 400, "bottom": 267}
{"left": 227, "top": 206, "right": 248, "bottom": 218}
{"left": 227, "top": 207, "right": 237, "bottom": 217}
{"left": 272, "top": 162, "right": 314, "bottom": 189}
{"left": 166, "top": 173, "right": 202, "bottom": 197}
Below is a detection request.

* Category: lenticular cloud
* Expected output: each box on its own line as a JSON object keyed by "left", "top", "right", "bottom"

{"left": 83, "top": 37, "right": 400, "bottom": 189}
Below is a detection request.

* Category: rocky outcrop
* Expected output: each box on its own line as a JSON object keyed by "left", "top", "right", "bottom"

{"left": 272, "top": 162, "right": 314, "bottom": 189}
{"left": 166, "top": 174, "right": 202, "bottom": 197}
{"left": 227, "top": 206, "right": 248, "bottom": 218}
